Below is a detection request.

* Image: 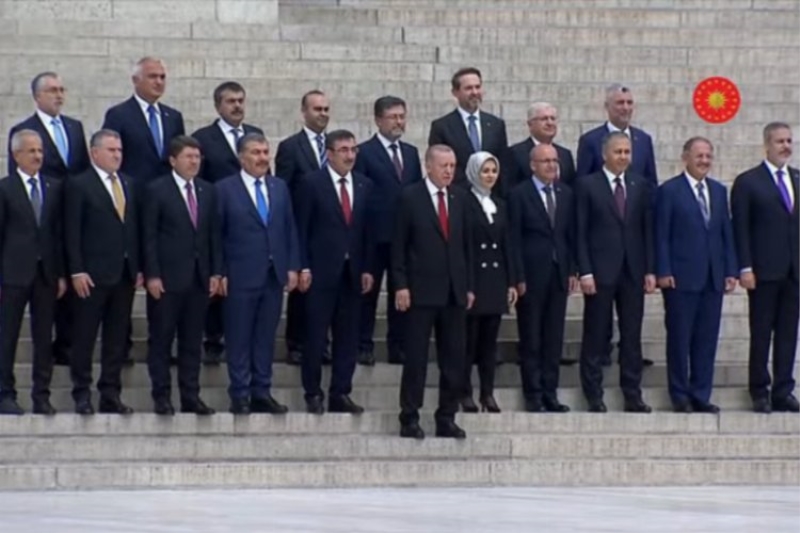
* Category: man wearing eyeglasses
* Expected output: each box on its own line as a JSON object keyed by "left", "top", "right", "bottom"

{"left": 510, "top": 102, "right": 576, "bottom": 188}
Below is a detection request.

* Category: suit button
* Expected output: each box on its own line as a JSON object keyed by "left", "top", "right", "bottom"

{"left": 493, "top": 262, "right": 499, "bottom": 268}
{"left": 492, "top": 243, "right": 498, "bottom": 249}
{"left": 481, "top": 243, "right": 487, "bottom": 249}
{"left": 481, "top": 262, "right": 487, "bottom": 269}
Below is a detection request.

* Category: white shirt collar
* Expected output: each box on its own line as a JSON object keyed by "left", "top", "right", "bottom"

{"left": 377, "top": 132, "right": 401, "bottom": 149}
{"left": 35, "top": 108, "right": 60, "bottom": 126}
{"left": 425, "top": 177, "right": 446, "bottom": 196}
{"left": 17, "top": 168, "right": 39, "bottom": 185}
{"left": 327, "top": 165, "right": 352, "bottom": 184}
{"left": 764, "top": 159, "right": 789, "bottom": 178}
{"left": 92, "top": 163, "right": 112, "bottom": 181}
{"left": 458, "top": 107, "right": 480, "bottom": 123}
{"left": 133, "top": 92, "right": 159, "bottom": 114}
{"left": 602, "top": 167, "right": 625, "bottom": 187}
{"left": 172, "top": 170, "right": 194, "bottom": 189}
{"left": 684, "top": 170, "right": 707, "bottom": 187}
{"left": 304, "top": 126, "right": 324, "bottom": 142}
{"left": 218, "top": 117, "right": 242, "bottom": 134}
{"left": 240, "top": 169, "right": 264, "bottom": 185}
{"left": 606, "top": 121, "right": 631, "bottom": 137}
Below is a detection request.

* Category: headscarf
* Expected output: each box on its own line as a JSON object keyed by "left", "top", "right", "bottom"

{"left": 466, "top": 151, "right": 499, "bottom": 223}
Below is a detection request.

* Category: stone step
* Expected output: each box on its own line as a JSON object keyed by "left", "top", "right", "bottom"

{"left": 1, "top": 412, "right": 796, "bottom": 437}
{"left": 8, "top": 385, "right": 766, "bottom": 412}
{"left": 1, "top": 434, "right": 796, "bottom": 464}
{"left": 2, "top": 458, "right": 797, "bottom": 490}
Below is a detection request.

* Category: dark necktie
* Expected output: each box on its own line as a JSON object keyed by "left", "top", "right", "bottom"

{"left": 316, "top": 134, "right": 327, "bottom": 167}
{"left": 437, "top": 190, "right": 449, "bottom": 240}
{"left": 389, "top": 143, "right": 403, "bottom": 181}
{"left": 186, "top": 182, "right": 198, "bottom": 228}
{"left": 29, "top": 177, "right": 42, "bottom": 224}
{"left": 543, "top": 185, "right": 556, "bottom": 227}
{"left": 339, "top": 178, "right": 352, "bottom": 225}
{"left": 776, "top": 169, "right": 794, "bottom": 212}
{"left": 467, "top": 115, "right": 480, "bottom": 153}
{"left": 613, "top": 177, "right": 626, "bottom": 218}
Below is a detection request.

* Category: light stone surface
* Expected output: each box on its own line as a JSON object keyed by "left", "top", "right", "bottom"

{"left": 0, "top": 487, "right": 797, "bottom": 533}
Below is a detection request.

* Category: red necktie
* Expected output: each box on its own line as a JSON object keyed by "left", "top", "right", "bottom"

{"left": 339, "top": 178, "right": 352, "bottom": 225}
{"left": 437, "top": 190, "right": 449, "bottom": 240}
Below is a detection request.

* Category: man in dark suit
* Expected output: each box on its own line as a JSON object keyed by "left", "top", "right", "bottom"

{"left": 0, "top": 130, "right": 66, "bottom": 415}
{"left": 274, "top": 89, "right": 331, "bottom": 366}
{"left": 192, "top": 81, "right": 264, "bottom": 366}
{"left": 295, "top": 130, "right": 374, "bottom": 414}
{"left": 216, "top": 133, "right": 300, "bottom": 415}
{"left": 576, "top": 132, "right": 655, "bottom": 413}
{"left": 656, "top": 137, "right": 738, "bottom": 414}
{"left": 509, "top": 144, "right": 578, "bottom": 414}
{"left": 393, "top": 145, "right": 475, "bottom": 439}
{"left": 65, "top": 130, "right": 142, "bottom": 415}
{"left": 732, "top": 122, "right": 800, "bottom": 413}
{"left": 428, "top": 67, "right": 510, "bottom": 195}
{"left": 354, "top": 96, "right": 423, "bottom": 366}
{"left": 7, "top": 72, "right": 90, "bottom": 368}
{"left": 143, "top": 136, "right": 222, "bottom": 416}
{"left": 509, "top": 102, "right": 577, "bottom": 188}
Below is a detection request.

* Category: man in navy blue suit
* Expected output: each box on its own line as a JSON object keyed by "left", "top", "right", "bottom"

{"left": 274, "top": 90, "right": 331, "bottom": 366}
{"left": 732, "top": 122, "right": 800, "bottom": 414}
{"left": 216, "top": 133, "right": 300, "bottom": 415}
{"left": 7, "top": 72, "right": 90, "bottom": 368}
{"left": 655, "top": 137, "right": 737, "bottom": 414}
{"left": 354, "top": 96, "right": 423, "bottom": 366}
{"left": 576, "top": 84, "right": 658, "bottom": 368}
{"left": 192, "top": 81, "right": 264, "bottom": 366}
{"left": 295, "top": 130, "right": 375, "bottom": 414}
{"left": 509, "top": 102, "right": 577, "bottom": 188}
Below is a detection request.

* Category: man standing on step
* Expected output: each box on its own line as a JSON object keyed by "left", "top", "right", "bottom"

{"left": 355, "top": 96, "right": 423, "bottom": 367}
{"left": 143, "top": 136, "right": 222, "bottom": 416}
{"left": 509, "top": 102, "right": 577, "bottom": 188}
{"left": 192, "top": 81, "right": 265, "bottom": 367}
{"left": 576, "top": 132, "right": 655, "bottom": 414}
{"left": 216, "top": 133, "right": 300, "bottom": 415}
{"left": 393, "top": 145, "right": 474, "bottom": 440}
{"left": 66, "top": 130, "right": 141, "bottom": 415}
{"left": 8, "top": 72, "right": 90, "bottom": 369}
{"left": 275, "top": 90, "right": 332, "bottom": 367}
{"left": 0, "top": 130, "right": 66, "bottom": 415}
{"left": 732, "top": 122, "right": 800, "bottom": 414}
{"left": 295, "top": 130, "right": 374, "bottom": 415}
{"left": 103, "top": 56, "right": 186, "bottom": 366}
{"left": 576, "top": 84, "right": 657, "bottom": 369}
{"left": 655, "top": 137, "right": 737, "bottom": 414}
{"left": 428, "top": 67, "right": 510, "bottom": 196}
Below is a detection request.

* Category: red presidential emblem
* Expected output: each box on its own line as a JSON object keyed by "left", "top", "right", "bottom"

{"left": 693, "top": 77, "right": 741, "bottom": 124}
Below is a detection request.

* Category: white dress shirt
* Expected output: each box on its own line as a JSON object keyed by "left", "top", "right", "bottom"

{"left": 377, "top": 132, "right": 403, "bottom": 166}
{"left": 532, "top": 176, "right": 556, "bottom": 211}
{"left": 606, "top": 121, "right": 631, "bottom": 138}
{"left": 172, "top": 171, "right": 195, "bottom": 209}
{"left": 16, "top": 168, "right": 42, "bottom": 200}
{"left": 458, "top": 107, "right": 482, "bottom": 146}
{"left": 240, "top": 170, "right": 269, "bottom": 210}
{"left": 134, "top": 92, "right": 162, "bottom": 139}
{"left": 304, "top": 126, "right": 325, "bottom": 165}
{"left": 425, "top": 177, "right": 448, "bottom": 214}
{"left": 35, "top": 108, "right": 69, "bottom": 154}
{"left": 603, "top": 167, "right": 626, "bottom": 195}
{"left": 764, "top": 159, "right": 795, "bottom": 208}
{"left": 328, "top": 166, "right": 353, "bottom": 205}
{"left": 92, "top": 164, "right": 125, "bottom": 208}
{"left": 684, "top": 171, "right": 711, "bottom": 217}
{"left": 217, "top": 118, "right": 243, "bottom": 155}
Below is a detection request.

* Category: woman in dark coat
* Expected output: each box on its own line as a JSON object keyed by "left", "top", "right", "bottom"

{"left": 461, "top": 152, "right": 518, "bottom": 413}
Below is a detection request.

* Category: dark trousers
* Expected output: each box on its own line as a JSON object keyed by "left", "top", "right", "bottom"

{"left": 747, "top": 276, "right": 799, "bottom": 401}
{"left": 285, "top": 290, "right": 306, "bottom": 352}
{"left": 517, "top": 272, "right": 568, "bottom": 403}
{"left": 399, "top": 301, "right": 466, "bottom": 425}
{"left": 224, "top": 268, "right": 283, "bottom": 401}
{"left": 302, "top": 268, "right": 360, "bottom": 399}
{"left": 663, "top": 282, "right": 723, "bottom": 405}
{"left": 580, "top": 273, "right": 644, "bottom": 402}
{"left": 70, "top": 279, "right": 135, "bottom": 403}
{"left": 463, "top": 314, "right": 501, "bottom": 399}
{"left": 204, "top": 296, "right": 225, "bottom": 349}
{"left": 146, "top": 283, "right": 209, "bottom": 405}
{"left": 52, "top": 290, "right": 75, "bottom": 357}
{"left": 359, "top": 242, "right": 406, "bottom": 355}
{"left": 0, "top": 267, "right": 57, "bottom": 402}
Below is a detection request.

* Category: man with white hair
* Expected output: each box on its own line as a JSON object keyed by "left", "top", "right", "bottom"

{"left": 510, "top": 102, "right": 576, "bottom": 187}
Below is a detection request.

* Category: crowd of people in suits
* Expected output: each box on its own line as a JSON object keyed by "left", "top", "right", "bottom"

{"left": 0, "top": 57, "right": 797, "bottom": 440}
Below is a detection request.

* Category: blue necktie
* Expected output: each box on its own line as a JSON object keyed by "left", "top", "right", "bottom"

{"left": 254, "top": 179, "right": 269, "bottom": 225}
{"left": 51, "top": 118, "right": 69, "bottom": 164}
{"left": 29, "top": 177, "right": 42, "bottom": 224}
{"left": 696, "top": 182, "right": 710, "bottom": 227}
{"left": 467, "top": 114, "right": 480, "bottom": 152}
{"left": 147, "top": 105, "right": 163, "bottom": 156}
{"left": 316, "top": 134, "right": 327, "bottom": 167}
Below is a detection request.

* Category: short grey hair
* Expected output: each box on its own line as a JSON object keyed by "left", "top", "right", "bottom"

{"left": 237, "top": 132, "right": 269, "bottom": 155}
{"left": 526, "top": 102, "right": 556, "bottom": 121}
{"left": 763, "top": 121, "right": 792, "bottom": 144}
{"left": 132, "top": 56, "right": 166, "bottom": 78}
{"left": 10, "top": 129, "right": 42, "bottom": 152}
{"left": 605, "top": 83, "right": 631, "bottom": 103}
{"left": 602, "top": 131, "right": 631, "bottom": 152}
{"left": 425, "top": 144, "right": 455, "bottom": 164}
{"left": 90, "top": 129, "right": 121, "bottom": 148}
{"left": 30, "top": 72, "right": 60, "bottom": 96}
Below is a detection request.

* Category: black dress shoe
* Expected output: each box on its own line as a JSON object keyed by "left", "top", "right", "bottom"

{"left": 400, "top": 422, "right": 425, "bottom": 439}
{"left": 305, "top": 395, "right": 325, "bottom": 415}
{"left": 460, "top": 396, "right": 479, "bottom": 413}
{"left": 328, "top": 395, "right": 365, "bottom": 414}
{"left": 542, "top": 396, "right": 570, "bottom": 413}
{"left": 624, "top": 399, "right": 652, "bottom": 413}
{"left": 229, "top": 398, "right": 251, "bottom": 415}
{"left": 772, "top": 394, "right": 800, "bottom": 413}
{"left": 642, "top": 358, "right": 654, "bottom": 367}
{"left": 251, "top": 395, "right": 288, "bottom": 414}
{"left": 672, "top": 401, "right": 693, "bottom": 413}
{"left": 182, "top": 398, "right": 215, "bottom": 416}
{"left": 75, "top": 399, "right": 95, "bottom": 415}
{"left": 480, "top": 395, "right": 501, "bottom": 413}
{"left": 588, "top": 400, "right": 607, "bottom": 413}
{"left": 559, "top": 357, "right": 578, "bottom": 367}
{"left": 32, "top": 399, "right": 56, "bottom": 415}
{"left": 99, "top": 397, "right": 134, "bottom": 415}
{"left": 357, "top": 350, "right": 376, "bottom": 366}
{"left": 524, "top": 399, "right": 545, "bottom": 413}
{"left": 0, "top": 397, "right": 24, "bottom": 415}
{"left": 154, "top": 399, "right": 175, "bottom": 416}
{"left": 691, "top": 400, "right": 720, "bottom": 414}
{"left": 322, "top": 347, "right": 333, "bottom": 366}
{"left": 752, "top": 397, "right": 772, "bottom": 414}
{"left": 435, "top": 420, "right": 467, "bottom": 439}
{"left": 286, "top": 349, "right": 303, "bottom": 366}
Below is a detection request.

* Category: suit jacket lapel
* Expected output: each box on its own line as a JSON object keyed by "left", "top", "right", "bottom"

{"left": 168, "top": 178, "right": 196, "bottom": 231}
{"left": 210, "top": 122, "right": 238, "bottom": 160}
{"left": 32, "top": 114, "right": 66, "bottom": 169}
{"left": 526, "top": 179, "right": 552, "bottom": 229}
{"left": 233, "top": 174, "right": 265, "bottom": 226}
{"left": 322, "top": 173, "right": 347, "bottom": 226}
{"left": 758, "top": 162, "right": 792, "bottom": 211}
{"left": 479, "top": 113, "right": 496, "bottom": 151}
{"left": 420, "top": 184, "right": 446, "bottom": 240}
{"left": 298, "top": 131, "right": 321, "bottom": 171}
{"left": 791, "top": 168, "right": 800, "bottom": 216}
{"left": 680, "top": 177, "right": 707, "bottom": 228}
{"left": 8, "top": 173, "right": 38, "bottom": 225}
{"left": 623, "top": 174, "right": 639, "bottom": 220}
{"left": 400, "top": 142, "right": 416, "bottom": 183}
{"left": 371, "top": 136, "right": 399, "bottom": 182}
{"left": 125, "top": 97, "right": 160, "bottom": 157}
{"left": 599, "top": 175, "right": 623, "bottom": 221}
{"left": 448, "top": 110, "right": 475, "bottom": 156}
{"left": 88, "top": 170, "right": 122, "bottom": 220}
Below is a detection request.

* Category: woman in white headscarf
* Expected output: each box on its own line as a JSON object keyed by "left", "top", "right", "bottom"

{"left": 461, "top": 151, "right": 519, "bottom": 413}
